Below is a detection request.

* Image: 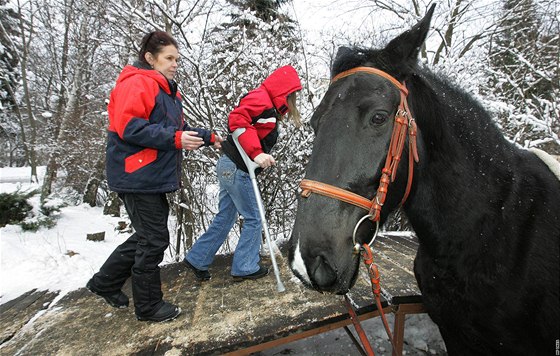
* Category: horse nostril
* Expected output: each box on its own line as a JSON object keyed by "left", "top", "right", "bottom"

{"left": 310, "top": 255, "right": 337, "bottom": 290}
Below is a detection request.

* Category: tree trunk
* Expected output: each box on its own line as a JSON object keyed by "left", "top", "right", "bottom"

{"left": 15, "top": 2, "right": 38, "bottom": 183}
{"left": 41, "top": 156, "right": 58, "bottom": 202}
{"left": 83, "top": 155, "right": 106, "bottom": 206}
{"left": 103, "top": 192, "right": 121, "bottom": 217}
{"left": 4, "top": 84, "right": 31, "bottom": 168}
{"left": 39, "top": 0, "right": 73, "bottom": 202}
{"left": 433, "top": 0, "right": 464, "bottom": 65}
{"left": 175, "top": 188, "right": 195, "bottom": 259}
{"left": 20, "top": 63, "right": 38, "bottom": 183}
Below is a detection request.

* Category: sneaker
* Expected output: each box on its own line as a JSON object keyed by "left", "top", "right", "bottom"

{"left": 86, "top": 279, "right": 129, "bottom": 309}
{"left": 232, "top": 266, "right": 269, "bottom": 282}
{"left": 183, "top": 259, "right": 211, "bottom": 281}
{"left": 136, "top": 301, "right": 181, "bottom": 322}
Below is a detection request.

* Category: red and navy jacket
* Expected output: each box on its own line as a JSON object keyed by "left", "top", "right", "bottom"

{"left": 221, "top": 65, "right": 302, "bottom": 173}
{"left": 106, "top": 62, "right": 215, "bottom": 193}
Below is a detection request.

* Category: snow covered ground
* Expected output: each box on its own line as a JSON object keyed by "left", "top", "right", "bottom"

{"left": 0, "top": 166, "right": 446, "bottom": 355}
{"left": 0, "top": 166, "right": 140, "bottom": 304}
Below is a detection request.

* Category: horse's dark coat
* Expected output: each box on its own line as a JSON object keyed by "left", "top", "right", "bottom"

{"left": 289, "top": 5, "right": 559, "bottom": 355}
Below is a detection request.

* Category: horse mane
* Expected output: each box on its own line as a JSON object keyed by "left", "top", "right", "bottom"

{"left": 331, "top": 46, "right": 517, "bottom": 168}
{"left": 407, "top": 67, "right": 521, "bottom": 171}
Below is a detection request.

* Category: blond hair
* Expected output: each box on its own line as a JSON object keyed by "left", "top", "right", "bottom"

{"left": 286, "top": 91, "right": 302, "bottom": 128}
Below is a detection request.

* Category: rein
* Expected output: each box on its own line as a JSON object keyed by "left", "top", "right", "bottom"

{"left": 345, "top": 244, "right": 398, "bottom": 356}
{"left": 300, "top": 66, "right": 420, "bottom": 356}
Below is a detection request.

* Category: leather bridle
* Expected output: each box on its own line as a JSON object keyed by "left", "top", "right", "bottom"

{"left": 300, "top": 66, "right": 420, "bottom": 247}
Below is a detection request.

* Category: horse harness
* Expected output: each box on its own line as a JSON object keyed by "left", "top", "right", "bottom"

{"left": 301, "top": 66, "right": 419, "bottom": 246}
{"left": 299, "top": 67, "right": 420, "bottom": 356}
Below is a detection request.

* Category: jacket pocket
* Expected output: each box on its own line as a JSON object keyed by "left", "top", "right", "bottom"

{"left": 124, "top": 148, "right": 157, "bottom": 173}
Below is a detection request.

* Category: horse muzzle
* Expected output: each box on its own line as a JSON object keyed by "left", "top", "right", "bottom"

{"left": 289, "top": 238, "right": 357, "bottom": 294}
{"left": 308, "top": 254, "right": 339, "bottom": 292}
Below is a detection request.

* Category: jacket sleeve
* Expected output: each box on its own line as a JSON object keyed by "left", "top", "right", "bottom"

{"left": 175, "top": 125, "right": 216, "bottom": 148}
{"left": 111, "top": 76, "right": 178, "bottom": 151}
{"left": 228, "top": 90, "right": 271, "bottom": 159}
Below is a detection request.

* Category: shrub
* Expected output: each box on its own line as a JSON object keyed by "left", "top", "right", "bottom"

{"left": 0, "top": 190, "right": 36, "bottom": 227}
{"left": 20, "top": 216, "right": 57, "bottom": 231}
{"left": 0, "top": 190, "right": 63, "bottom": 230}
{"left": 20, "top": 197, "right": 65, "bottom": 231}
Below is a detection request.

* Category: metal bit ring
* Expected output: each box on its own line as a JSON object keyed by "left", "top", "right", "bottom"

{"left": 352, "top": 214, "right": 380, "bottom": 248}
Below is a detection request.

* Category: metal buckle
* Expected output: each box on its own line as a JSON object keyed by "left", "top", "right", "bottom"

{"left": 396, "top": 109, "right": 408, "bottom": 119}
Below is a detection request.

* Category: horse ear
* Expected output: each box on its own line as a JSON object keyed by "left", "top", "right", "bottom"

{"left": 331, "top": 46, "right": 358, "bottom": 77}
{"left": 334, "top": 46, "right": 353, "bottom": 61}
{"left": 384, "top": 4, "right": 436, "bottom": 72}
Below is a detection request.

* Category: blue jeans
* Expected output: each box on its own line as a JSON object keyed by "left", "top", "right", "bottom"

{"left": 185, "top": 155, "right": 262, "bottom": 276}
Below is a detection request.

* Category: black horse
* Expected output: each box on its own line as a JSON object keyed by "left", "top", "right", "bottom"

{"left": 289, "top": 5, "right": 559, "bottom": 355}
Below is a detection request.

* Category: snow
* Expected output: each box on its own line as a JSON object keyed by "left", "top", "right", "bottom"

{"left": 0, "top": 202, "right": 119, "bottom": 302}
{"left": 0, "top": 166, "right": 44, "bottom": 184}
{"left": 0, "top": 166, "right": 186, "bottom": 305}
{"left": 0, "top": 167, "right": 135, "bottom": 304}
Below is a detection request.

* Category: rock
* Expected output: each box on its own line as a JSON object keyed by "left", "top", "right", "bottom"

{"left": 86, "top": 232, "right": 105, "bottom": 242}
{"left": 0, "top": 289, "right": 58, "bottom": 345}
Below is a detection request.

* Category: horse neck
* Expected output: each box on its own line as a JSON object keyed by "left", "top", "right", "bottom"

{"left": 403, "top": 71, "right": 517, "bottom": 253}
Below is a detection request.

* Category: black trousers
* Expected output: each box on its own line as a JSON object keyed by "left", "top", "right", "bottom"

{"left": 91, "top": 193, "right": 170, "bottom": 316}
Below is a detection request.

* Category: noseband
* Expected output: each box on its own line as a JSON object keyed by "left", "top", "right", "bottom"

{"left": 300, "top": 66, "right": 419, "bottom": 247}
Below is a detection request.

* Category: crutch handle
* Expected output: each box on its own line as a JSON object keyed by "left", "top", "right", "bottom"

{"left": 231, "top": 128, "right": 260, "bottom": 179}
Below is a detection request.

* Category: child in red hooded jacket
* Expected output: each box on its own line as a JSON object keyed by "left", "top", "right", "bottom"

{"left": 184, "top": 65, "right": 302, "bottom": 281}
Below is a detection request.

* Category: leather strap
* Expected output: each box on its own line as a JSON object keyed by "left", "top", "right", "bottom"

{"left": 344, "top": 295, "right": 376, "bottom": 356}
{"left": 301, "top": 179, "right": 373, "bottom": 211}
{"left": 331, "top": 67, "right": 408, "bottom": 95}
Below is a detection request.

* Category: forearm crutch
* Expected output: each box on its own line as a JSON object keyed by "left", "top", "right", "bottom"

{"left": 232, "top": 128, "right": 285, "bottom": 292}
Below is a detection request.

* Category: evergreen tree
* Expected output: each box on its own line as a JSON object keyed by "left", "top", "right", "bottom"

{"left": 0, "top": 0, "right": 19, "bottom": 110}
{"left": 186, "top": 0, "right": 299, "bottom": 129}
{"left": 226, "top": 0, "right": 295, "bottom": 41}
{"left": 491, "top": 0, "right": 540, "bottom": 99}
{"left": 0, "top": 0, "right": 24, "bottom": 166}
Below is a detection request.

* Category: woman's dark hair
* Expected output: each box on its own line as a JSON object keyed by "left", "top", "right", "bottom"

{"left": 138, "top": 31, "right": 178, "bottom": 65}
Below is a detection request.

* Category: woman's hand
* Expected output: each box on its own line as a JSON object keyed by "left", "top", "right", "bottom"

{"left": 181, "top": 131, "right": 204, "bottom": 150}
{"left": 254, "top": 153, "right": 275, "bottom": 168}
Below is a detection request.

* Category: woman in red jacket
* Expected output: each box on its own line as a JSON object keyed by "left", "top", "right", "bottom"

{"left": 87, "top": 31, "right": 221, "bottom": 322}
{"left": 184, "top": 65, "right": 302, "bottom": 281}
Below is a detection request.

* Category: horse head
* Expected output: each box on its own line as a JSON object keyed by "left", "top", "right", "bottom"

{"left": 289, "top": 5, "right": 435, "bottom": 294}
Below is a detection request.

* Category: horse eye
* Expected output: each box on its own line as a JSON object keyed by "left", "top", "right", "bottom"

{"left": 371, "top": 113, "right": 388, "bottom": 125}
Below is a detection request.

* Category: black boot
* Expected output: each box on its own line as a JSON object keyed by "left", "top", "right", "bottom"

{"left": 86, "top": 278, "right": 129, "bottom": 308}
{"left": 136, "top": 301, "right": 181, "bottom": 322}
{"left": 184, "top": 259, "right": 211, "bottom": 280}
{"left": 132, "top": 270, "right": 181, "bottom": 322}
{"left": 232, "top": 265, "right": 269, "bottom": 282}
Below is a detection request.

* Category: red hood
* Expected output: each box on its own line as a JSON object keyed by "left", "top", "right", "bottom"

{"left": 261, "top": 65, "right": 302, "bottom": 114}
{"left": 116, "top": 65, "right": 172, "bottom": 94}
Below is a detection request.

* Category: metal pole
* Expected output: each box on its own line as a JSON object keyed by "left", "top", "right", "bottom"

{"left": 232, "top": 128, "right": 285, "bottom": 292}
